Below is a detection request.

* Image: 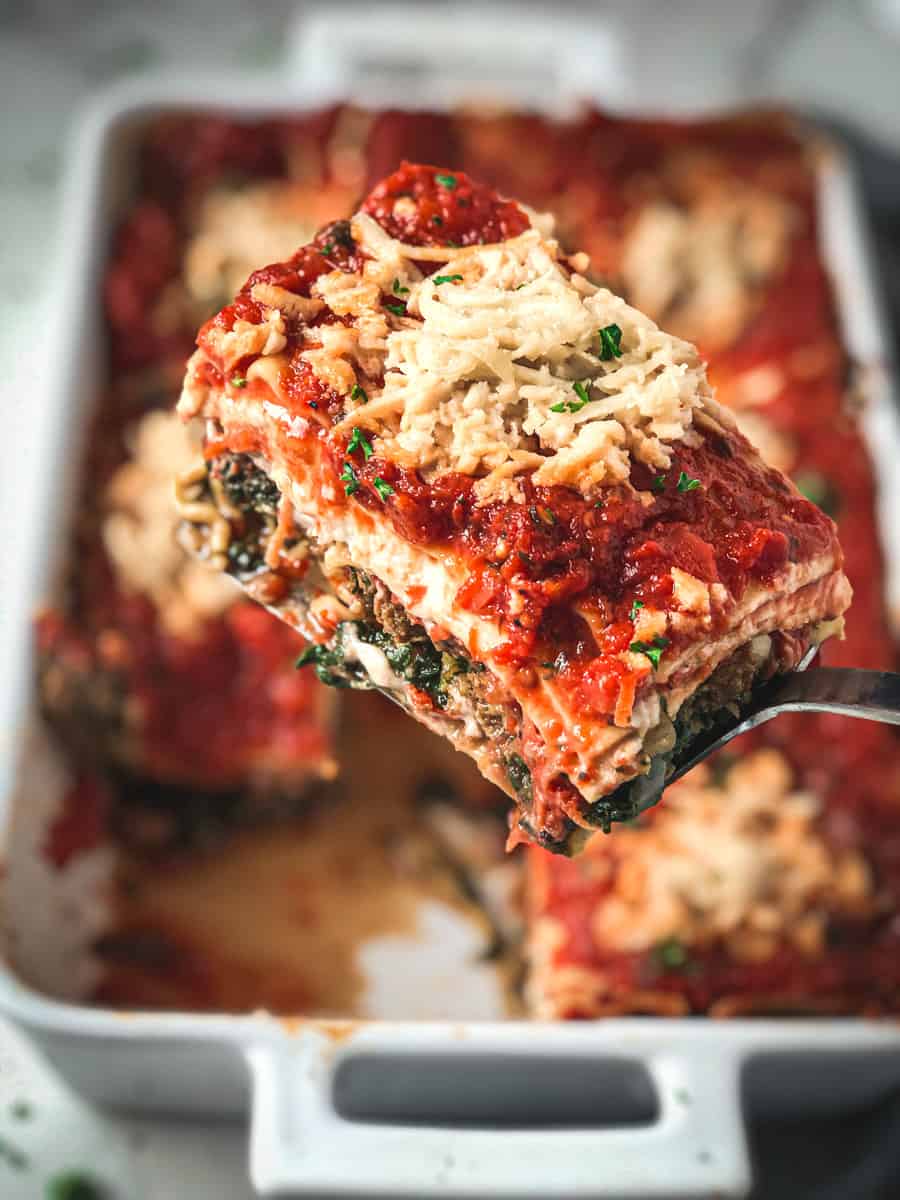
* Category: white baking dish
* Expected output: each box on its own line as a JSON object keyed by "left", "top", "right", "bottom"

{"left": 2, "top": 10, "right": 900, "bottom": 1197}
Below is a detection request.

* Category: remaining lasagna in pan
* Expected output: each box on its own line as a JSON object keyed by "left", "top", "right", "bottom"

{"left": 36, "top": 406, "right": 337, "bottom": 814}
{"left": 176, "top": 161, "right": 850, "bottom": 852}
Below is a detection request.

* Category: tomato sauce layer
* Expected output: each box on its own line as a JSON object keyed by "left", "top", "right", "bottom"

{"left": 200, "top": 162, "right": 839, "bottom": 689}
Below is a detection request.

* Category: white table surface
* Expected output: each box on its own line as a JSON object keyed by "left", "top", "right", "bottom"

{"left": 1, "top": 2, "right": 899, "bottom": 1196}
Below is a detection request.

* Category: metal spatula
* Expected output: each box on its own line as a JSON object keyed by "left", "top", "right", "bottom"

{"left": 624, "top": 660, "right": 900, "bottom": 818}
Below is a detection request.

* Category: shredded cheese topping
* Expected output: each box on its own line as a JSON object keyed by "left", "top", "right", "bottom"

{"left": 621, "top": 188, "right": 796, "bottom": 352}
{"left": 301, "top": 212, "right": 715, "bottom": 502}
{"left": 590, "top": 750, "right": 873, "bottom": 963}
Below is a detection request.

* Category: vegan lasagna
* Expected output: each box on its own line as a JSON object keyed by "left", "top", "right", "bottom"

{"left": 26, "top": 107, "right": 899, "bottom": 1019}
{"left": 177, "top": 161, "right": 850, "bottom": 852}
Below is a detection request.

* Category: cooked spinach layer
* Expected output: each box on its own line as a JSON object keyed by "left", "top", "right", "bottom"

{"left": 296, "top": 620, "right": 477, "bottom": 709}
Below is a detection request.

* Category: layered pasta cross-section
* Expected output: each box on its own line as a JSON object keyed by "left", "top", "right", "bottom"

{"left": 177, "top": 162, "right": 850, "bottom": 853}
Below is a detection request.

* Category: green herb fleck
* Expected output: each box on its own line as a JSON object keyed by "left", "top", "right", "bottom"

{"left": 435, "top": 172, "right": 458, "bottom": 190}
{"left": 347, "top": 426, "right": 373, "bottom": 460}
{"left": 572, "top": 380, "right": 591, "bottom": 408}
{"left": 321, "top": 242, "right": 335, "bottom": 255}
{"left": 431, "top": 215, "right": 444, "bottom": 227}
{"left": 340, "top": 462, "right": 359, "bottom": 496}
{"left": 529, "top": 504, "right": 556, "bottom": 527}
{"left": 308, "top": 399, "right": 318, "bottom": 410}
{"left": 630, "top": 635, "right": 670, "bottom": 669}
{"left": 45, "top": 1169, "right": 106, "bottom": 1200}
{"left": 653, "top": 938, "right": 690, "bottom": 971}
{"left": 651, "top": 474, "right": 667, "bottom": 493}
{"left": 350, "top": 382, "right": 368, "bottom": 404}
{"left": 385, "top": 301, "right": 406, "bottom": 315}
{"left": 433, "top": 273, "right": 464, "bottom": 285}
{"left": 230, "top": 373, "right": 247, "bottom": 389}
{"left": 551, "top": 380, "right": 592, "bottom": 414}
{"left": 677, "top": 471, "right": 702, "bottom": 493}
{"left": 392, "top": 277, "right": 410, "bottom": 296}
{"left": 629, "top": 599, "right": 644, "bottom": 621}
{"left": 373, "top": 476, "right": 395, "bottom": 501}
{"left": 597, "top": 323, "right": 623, "bottom": 361}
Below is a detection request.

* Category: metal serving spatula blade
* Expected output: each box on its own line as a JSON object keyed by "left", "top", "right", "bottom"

{"left": 621, "top": 656, "right": 900, "bottom": 819}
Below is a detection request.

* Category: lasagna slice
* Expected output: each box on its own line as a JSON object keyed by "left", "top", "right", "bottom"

{"left": 176, "top": 162, "right": 850, "bottom": 853}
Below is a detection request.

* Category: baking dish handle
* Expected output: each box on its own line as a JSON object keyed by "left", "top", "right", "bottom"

{"left": 244, "top": 1031, "right": 752, "bottom": 1197}
{"left": 286, "top": 3, "right": 625, "bottom": 107}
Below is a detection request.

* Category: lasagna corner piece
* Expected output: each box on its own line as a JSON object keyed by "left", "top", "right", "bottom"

{"left": 176, "top": 162, "right": 850, "bottom": 854}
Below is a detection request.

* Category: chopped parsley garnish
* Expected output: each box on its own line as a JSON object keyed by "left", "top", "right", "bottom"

{"left": 373, "top": 476, "right": 395, "bottom": 501}
{"left": 597, "top": 323, "right": 623, "bottom": 361}
{"left": 385, "top": 300, "right": 407, "bottom": 315}
{"left": 529, "top": 504, "right": 556, "bottom": 527}
{"left": 230, "top": 373, "right": 247, "bottom": 389}
{"left": 677, "top": 471, "right": 702, "bottom": 493}
{"left": 629, "top": 599, "right": 644, "bottom": 621}
{"left": 572, "top": 380, "right": 591, "bottom": 408}
{"left": 653, "top": 938, "right": 690, "bottom": 971}
{"left": 350, "top": 382, "right": 368, "bottom": 404}
{"left": 435, "top": 173, "right": 458, "bottom": 189}
{"left": 321, "top": 242, "right": 335, "bottom": 255}
{"left": 308, "top": 399, "right": 318, "bottom": 409}
{"left": 392, "top": 277, "right": 410, "bottom": 295}
{"left": 340, "top": 462, "right": 359, "bottom": 496}
{"left": 651, "top": 475, "right": 667, "bottom": 493}
{"left": 433, "top": 273, "right": 464, "bottom": 285}
{"left": 551, "top": 380, "right": 592, "bottom": 414}
{"left": 630, "top": 635, "right": 670, "bottom": 669}
{"left": 347, "top": 426, "right": 373, "bottom": 460}
{"left": 431, "top": 215, "right": 444, "bottom": 227}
